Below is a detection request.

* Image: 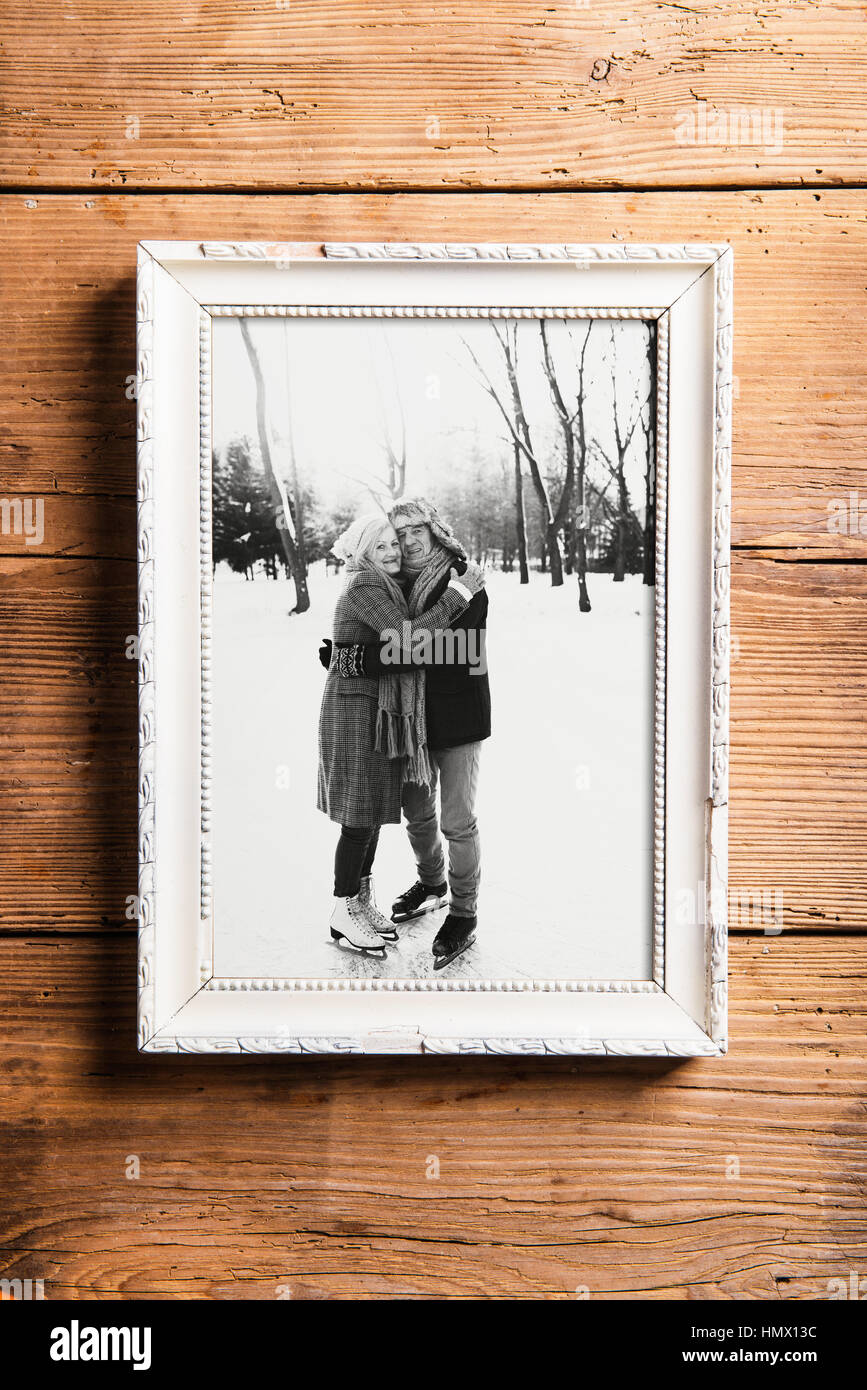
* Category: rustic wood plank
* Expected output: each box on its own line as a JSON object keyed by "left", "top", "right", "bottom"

{"left": 0, "top": 934, "right": 864, "bottom": 1298}
{"left": 0, "top": 558, "right": 137, "bottom": 930}
{"left": 0, "top": 495, "right": 135, "bottom": 559}
{"left": 1, "top": 2, "right": 864, "bottom": 190}
{"left": 2, "top": 190, "right": 865, "bottom": 550}
{"left": 730, "top": 556, "right": 867, "bottom": 932}
{"left": 1, "top": 552, "right": 865, "bottom": 932}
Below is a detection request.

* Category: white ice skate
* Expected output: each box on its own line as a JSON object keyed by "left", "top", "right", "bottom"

{"left": 329, "top": 895, "right": 388, "bottom": 955}
{"left": 358, "top": 875, "right": 399, "bottom": 941}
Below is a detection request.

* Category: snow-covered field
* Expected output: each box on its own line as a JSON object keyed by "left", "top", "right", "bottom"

{"left": 212, "top": 563, "right": 655, "bottom": 981}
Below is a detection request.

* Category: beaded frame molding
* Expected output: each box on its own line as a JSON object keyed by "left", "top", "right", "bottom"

{"left": 136, "top": 241, "right": 732, "bottom": 1056}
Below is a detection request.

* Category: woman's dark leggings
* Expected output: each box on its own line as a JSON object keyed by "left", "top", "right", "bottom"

{"left": 334, "top": 825, "right": 381, "bottom": 899}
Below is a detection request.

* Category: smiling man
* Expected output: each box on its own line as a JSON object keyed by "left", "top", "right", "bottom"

{"left": 384, "top": 497, "right": 490, "bottom": 969}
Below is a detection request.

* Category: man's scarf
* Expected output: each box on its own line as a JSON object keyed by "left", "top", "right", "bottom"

{"left": 404, "top": 539, "right": 455, "bottom": 626}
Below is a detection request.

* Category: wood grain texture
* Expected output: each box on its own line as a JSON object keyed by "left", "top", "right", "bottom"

{"left": 1, "top": 191, "right": 865, "bottom": 550}
{"left": 1, "top": 550, "right": 865, "bottom": 932}
{"left": 1, "top": 935, "right": 864, "bottom": 1299}
{"left": 730, "top": 556, "right": 867, "bottom": 932}
{"left": 1, "top": 2, "right": 864, "bottom": 190}
{"left": 0, "top": 556, "right": 137, "bottom": 931}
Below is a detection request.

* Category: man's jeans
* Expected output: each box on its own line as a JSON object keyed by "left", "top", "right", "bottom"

{"left": 401, "top": 741, "right": 482, "bottom": 918}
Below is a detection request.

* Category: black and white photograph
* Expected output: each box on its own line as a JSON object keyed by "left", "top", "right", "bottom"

{"left": 210, "top": 309, "right": 658, "bottom": 982}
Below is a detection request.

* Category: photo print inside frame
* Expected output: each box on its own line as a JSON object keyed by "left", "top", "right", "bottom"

{"left": 208, "top": 310, "right": 660, "bottom": 985}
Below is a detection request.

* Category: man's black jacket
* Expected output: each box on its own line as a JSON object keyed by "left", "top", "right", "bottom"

{"left": 325, "top": 567, "right": 491, "bottom": 752}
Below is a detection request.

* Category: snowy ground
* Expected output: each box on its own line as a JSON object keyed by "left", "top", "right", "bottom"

{"left": 212, "top": 563, "right": 655, "bottom": 981}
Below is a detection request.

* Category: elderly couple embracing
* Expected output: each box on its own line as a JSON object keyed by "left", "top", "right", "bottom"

{"left": 316, "top": 497, "right": 490, "bottom": 970}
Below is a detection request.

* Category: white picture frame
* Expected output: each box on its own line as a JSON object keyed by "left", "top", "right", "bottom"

{"left": 136, "top": 239, "right": 731, "bottom": 1057}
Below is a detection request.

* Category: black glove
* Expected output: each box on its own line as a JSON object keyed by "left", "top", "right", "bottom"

{"left": 321, "top": 639, "right": 408, "bottom": 677}
{"left": 320, "top": 639, "right": 370, "bottom": 677}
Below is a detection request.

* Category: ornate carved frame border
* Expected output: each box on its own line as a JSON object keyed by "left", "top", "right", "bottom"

{"left": 136, "top": 241, "right": 731, "bottom": 1056}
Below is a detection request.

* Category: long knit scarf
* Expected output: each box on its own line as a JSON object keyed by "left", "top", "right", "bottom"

{"left": 375, "top": 540, "right": 456, "bottom": 785}
{"left": 402, "top": 538, "right": 455, "bottom": 618}
{"left": 381, "top": 542, "right": 455, "bottom": 784}
{"left": 347, "top": 545, "right": 457, "bottom": 786}
{"left": 343, "top": 565, "right": 432, "bottom": 787}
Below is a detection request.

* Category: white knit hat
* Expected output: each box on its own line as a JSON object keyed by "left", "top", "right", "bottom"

{"left": 331, "top": 512, "right": 393, "bottom": 567}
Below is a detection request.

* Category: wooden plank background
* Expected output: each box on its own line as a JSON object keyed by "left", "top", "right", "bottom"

{"left": 1, "top": 2, "right": 866, "bottom": 1299}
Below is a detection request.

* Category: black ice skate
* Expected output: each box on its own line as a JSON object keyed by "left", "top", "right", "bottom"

{"left": 391, "top": 879, "right": 448, "bottom": 923}
{"left": 432, "top": 913, "right": 477, "bottom": 971}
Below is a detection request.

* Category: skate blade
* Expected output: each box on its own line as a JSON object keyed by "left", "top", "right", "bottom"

{"left": 391, "top": 897, "right": 447, "bottom": 923}
{"left": 330, "top": 928, "right": 387, "bottom": 956}
{"left": 432, "top": 934, "right": 476, "bottom": 970}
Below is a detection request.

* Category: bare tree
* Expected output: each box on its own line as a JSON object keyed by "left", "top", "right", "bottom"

{"left": 513, "top": 439, "right": 530, "bottom": 584}
{"left": 463, "top": 323, "right": 568, "bottom": 585}
{"left": 539, "top": 319, "right": 594, "bottom": 611}
{"left": 590, "top": 324, "right": 652, "bottom": 584}
{"left": 462, "top": 319, "right": 596, "bottom": 603}
{"left": 371, "top": 333, "right": 407, "bottom": 501}
{"left": 281, "top": 321, "right": 308, "bottom": 579}
{"left": 334, "top": 332, "right": 408, "bottom": 512}
{"left": 239, "top": 319, "right": 310, "bottom": 613}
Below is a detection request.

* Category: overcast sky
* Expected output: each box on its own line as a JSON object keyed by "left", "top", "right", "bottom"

{"left": 212, "top": 314, "right": 653, "bottom": 509}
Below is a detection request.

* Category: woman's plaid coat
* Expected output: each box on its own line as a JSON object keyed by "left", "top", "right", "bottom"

{"left": 316, "top": 569, "right": 467, "bottom": 827}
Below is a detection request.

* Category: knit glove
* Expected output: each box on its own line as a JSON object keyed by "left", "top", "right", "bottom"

{"left": 320, "top": 639, "right": 370, "bottom": 677}
{"left": 321, "top": 639, "right": 413, "bottom": 677}
{"left": 334, "top": 645, "right": 367, "bottom": 678}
